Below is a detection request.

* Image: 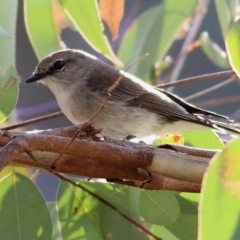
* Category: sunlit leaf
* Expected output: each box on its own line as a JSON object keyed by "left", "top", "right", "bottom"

{"left": 214, "top": 0, "right": 233, "bottom": 37}
{"left": 200, "top": 32, "right": 230, "bottom": 69}
{"left": 151, "top": 225, "right": 179, "bottom": 240}
{"left": 46, "top": 202, "right": 61, "bottom": 240}
{"left": 0, "top": 0, "right": 17, "bottom": 74}
{"left": 99, "top": 0, "right": 124, "bottom": 39}
{"left": 199, "top": 138, "right": 240, "bottom": 239}
{"left": 139, "top": 191, "right": 180, "bottom": 226}
{"left": 118, "top": 0, "right": 197, "bottom": 81}
{"left": 225, "top": 19, "right": 240, "bottom": 79}
{"left": 150, "top": 192, "right": 199, "bottom": 240}
{"left": 60, "top": 0, "right": 122, "bottom": 66}
{"left": 0, "top": 172, "right": 52, "bottom": 239}
{"left": 183, "top": 130, "right": 224, "bottom": 149}
{"left": 167, "top": 194, "right": 198, "bottom": 240}
{"left": 57, "top": 181, "right": 149, "bottom": 239}
{"left": 57, "top": 181, "right": 103, "bottom": 240}
{"left": 24, "top": 0, "right": 63, "bottom": 59}
{"left": 118, "top": 5, "right": 162, "bottom": 80}
{"left": 0, "top": 66, "right": 19, "bottom": 123}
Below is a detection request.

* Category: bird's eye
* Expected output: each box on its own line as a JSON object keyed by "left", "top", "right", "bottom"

{"left": 53, "top": 60, "right": 65, "bottom": 70}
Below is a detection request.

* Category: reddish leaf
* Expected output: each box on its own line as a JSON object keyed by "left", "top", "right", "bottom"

{"left": 52, "top": 0, "right": 68, "bottom": 30}
{"left": 100, "top": 0, "right": 124, "bottom": 39}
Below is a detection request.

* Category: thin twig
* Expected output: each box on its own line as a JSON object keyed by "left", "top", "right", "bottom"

{"left": 157, "top": 70, "right": 235, "bottom": 89}
{"left": 184, "top": 76, "right": 236, "bottom": 101}
{"left": 54, "top": 173, "right": 162, "bottom": 240}
{"left": 195, "top": 95, "right": 240, "bottom": 108}
{"left": 162, "top": 0, "right": 210, "bottom": 84}
{"left": 1, "top": 111, "right": 64, "bottom": 130}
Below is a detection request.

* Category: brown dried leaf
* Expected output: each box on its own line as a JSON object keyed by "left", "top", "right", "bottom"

{"left": 99, "top": 0, "right": 125, "bottom": 39}
{"left": 52, "top": 0, "right": 68, "bottom": 30}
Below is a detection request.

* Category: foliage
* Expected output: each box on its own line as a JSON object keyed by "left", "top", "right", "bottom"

{"left": 0, "top": 0, "right": 240, "bottom": 239}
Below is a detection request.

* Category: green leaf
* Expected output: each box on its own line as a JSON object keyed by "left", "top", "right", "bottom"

{"left": 214, "top": 0, "right": 232, "bottom": 37}
{"left": 0, "top": 25, "right": 11, "bottom": 38}
{"left": 118, "top": 5, "right": 163, "bottom": 81}
{"left": 0, "top": 66, "right": 19, "bottom": 123}
{"left": 57, "top": 181, "right": 103, "bottom": 240}
{"left": 0, "top": 172, "right": 52, "bottom": 240}
{"left": 0, "top": 0, "right": 17, "bottom": 74}
{"left": 24, "top": 0, "right": 63, "bottom": 59}
{"left": 46, "top": 202, "right": 61, "bottom": 240}
{"left": 151, "top": 225, "right": 179, "bottom": 240}
{"left": 60, "top": 0, "right": 122, "bottom": 66}
{"left": 225, "top": 19, "right": 240, "bottom": 78}
{"left": 57, "top": 181, "right": 149, "bottom": 240}
{"left": 118, "top": 0, "right": 197, "bottom": 81}
{"left": 80, "top": 182, "right": 141, "bottom": 215}
{"left": 150, "top": 192, "right": 199, "bottom": 240}
{"left": 180, "top": 192, "right": 199, "bottom": 207}
{"left": 200, "top": 32, "right": 230, "bottom": 69}
{"left": 166, "top": 194, "right": 198, "bottom": 240}
{"left": 199, "top": 138, "right": 240, "bottom": 240}
{"left": 183, "top": 130, "right": 224, "bottom": 149}
{"left": 155, "top": 0, "right": 197, "bottom": 61}
{"left": 139, "top": 190, "right": 180, "bottom": 226}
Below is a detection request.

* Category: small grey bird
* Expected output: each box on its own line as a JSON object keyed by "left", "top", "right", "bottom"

{"left": 25, "top": 49, "right": 240, "bottom": 139}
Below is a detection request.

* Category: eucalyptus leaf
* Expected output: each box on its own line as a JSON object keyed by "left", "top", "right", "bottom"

{"left": 183, "top": 130, "right": 224, "bottom": 149}
{"left": 57, "top": 181, "right": 149, "bottom": 240}
{"left": 118, "top": 0, "right": 197, "bottom": 82}
{"left": 166, "top": 194, "right": 198, "bottom": 240}
{"left": 199, "top": 138, "right": 240, "bottom": 239}
{"left": 200, "top": 32, "right": 230, "bottom": 69}
{"left": 214, "top": 0, "right": 232, "bottom": 37}
{"left": 225, "top": 19, "right": 240, "bottom": 78}
{"left": 24, "top": 0, "right": 63, "bottom": 59}
{"left": 0, "top": 0, "right": 17, "bottom": 74}
{"left": 0, "top": 66, "right": 19, "bottom": 123}
{"left": 139, "top": 190, "right": 180, "bottom": 226}
{"left": 60, "top": 0, "right": 122, "bottom": 66}
{"left": 0, "top": 172, "right": 52, "bottom": 240}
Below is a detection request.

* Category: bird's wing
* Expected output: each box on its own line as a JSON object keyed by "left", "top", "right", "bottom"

{"left": 158, "top": 88, "right": 228, "bottom": 119}
{"left": 86, "top": 64, "right": 227, "bottom": 124}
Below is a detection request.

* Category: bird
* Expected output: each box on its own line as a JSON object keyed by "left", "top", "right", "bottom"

{"left": 25, "top": 49, "right": 240, "bottom": 139}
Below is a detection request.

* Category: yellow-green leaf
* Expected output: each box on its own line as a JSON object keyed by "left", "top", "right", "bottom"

{"left": 225, "top": 19, "right": 240, "bottom": 78}
{"left": 0, "top": 0, "right": 17, "bottom": 74}
{"left": 24, "top": 0, "right": 63, "bottom": 59}
{"left": 0, "top": 66, "right": 19, "bottom": 123}
{"left": 199, "top": 138, "right": 240, "bottom": 239}
{"left": 60, "top": 0, "right": 122, "bottom": 66}
{"left": 200, "top": 32, "right": 230, "bottom": 69}
{"left": 0, "top": 172, "right": 52, "bottom": 239}
{"left": 183, "top": 130, "right": 224, "bottom": 149}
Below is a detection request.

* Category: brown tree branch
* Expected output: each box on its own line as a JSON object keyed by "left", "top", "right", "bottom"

{"left": 0, "top": 126, "right": 212, "bottom": 192}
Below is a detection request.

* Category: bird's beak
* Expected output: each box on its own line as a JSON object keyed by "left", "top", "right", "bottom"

{"left": 25, "top": 74, "right": 43, "bottom": 83}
